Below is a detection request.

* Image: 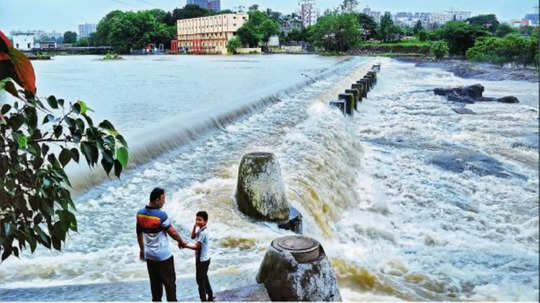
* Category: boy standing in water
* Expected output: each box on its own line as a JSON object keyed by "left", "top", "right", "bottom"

{"left": 183, "top": 211, "right": 214, "bottom": 302}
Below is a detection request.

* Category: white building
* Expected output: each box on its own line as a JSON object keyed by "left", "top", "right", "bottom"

{"left": 78, "top": 23, "right": 97, "bottom": 39}
{"left": 12, "top": 33, "right": 35, "bottom": 51}
{"left": 299, "top": 0, "right": 317, "bottom": 27}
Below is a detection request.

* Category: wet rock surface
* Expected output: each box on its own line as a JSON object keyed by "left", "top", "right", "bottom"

{"left": 257, "top": 236, "right": 341, "bottom": 301}
{"left": 236, "top": 152, "right": 290, "bottom": 222}
{"left": 395, "top": 57, "right": 538, "bottom": 83}
{"left": 434, "top": 84, "right": 520, "bottom": 104}
{"left": 429, "top": 152, "right": 527, "bottom": 180}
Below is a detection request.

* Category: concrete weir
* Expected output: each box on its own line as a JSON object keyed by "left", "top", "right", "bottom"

{"left": 330, "top": 64, "right": 381, "bottom": 115}
{"left": 256, "top": 236, "right": 342, "bottom": 301}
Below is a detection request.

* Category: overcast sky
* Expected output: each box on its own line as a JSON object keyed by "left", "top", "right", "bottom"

{"left": 1, "top": 0, "right": 537, "bottom": 33}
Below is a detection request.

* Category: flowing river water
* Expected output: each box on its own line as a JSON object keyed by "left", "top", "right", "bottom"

{"left": 0, "top": 55, "right": 538, "bottom": 301}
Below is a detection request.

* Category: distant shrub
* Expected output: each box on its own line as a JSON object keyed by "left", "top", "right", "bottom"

{"left": 430, "top": 40, "right": 449, "bottom": 60}
{"left": 227, "top": 37, "right": 242, "bottom": 54}
{"left": 466, "top": 34, "right": 538, "bottom": 67}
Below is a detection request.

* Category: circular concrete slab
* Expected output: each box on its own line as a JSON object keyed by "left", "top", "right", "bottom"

{"left": 272, "top": 236, "right": 320, "bottom": 263}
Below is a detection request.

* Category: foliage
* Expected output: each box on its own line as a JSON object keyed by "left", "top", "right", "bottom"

{"left": 430, "top": 40, "right": 449, "bottom": 60}
{"left": 226, "top": 37, "right": 242, "bottom": 54}
{"left": 310, "top": 13, "right": 360, "bottom": 52}
{"left": 236, "top": 10, "right": 280, "bottom": 48}
{"left": 495, "top": 24, "right": 517, "bottom": 38}
{"left": 0, "top": 30, "right": 128, "bottom": 261}
{"left": 356, "top": 13, "right": 377, "bottom": 40}
{"left": 93, "top": 10, "right": 175, "bottom": 53}
{"left": 103, "top": 52, "right": 121, "bottom": 60}
{"left": 466, "top": 14, "right": 500, "bottom": 33}
{"left": 377, "top": 12, "right": 402, "bottom": 42}
{"left": 63, "top": 31, "right": 77, "bottom": 44}
{"left": 417, "top": 29, "right": 428, "bottom": 41}
{"left": 414, "top": 20, "right": 423, "bottom": 35}
{"left": 466, "top": 34, "right": 539, "bottom": 67}
{"left": 76, "top": 37, "right": 89, "bottom": 47}
{"left": 170, "top": 4, "right": 215, "bottom": 25}
{"left": 434, "top": 21, "right": 489, "bottom": 56}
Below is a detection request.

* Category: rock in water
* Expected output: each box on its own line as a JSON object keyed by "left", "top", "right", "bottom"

{"left": 462, "top": 84, "right": 484, "bottom": 98}
{"left": 497, "top": 96, "right": 520, "bottom": 103}
{"left": 452, "top": 107, "right": 476, "bottom": 115}
{"left": 236, "top": 152, "right": 290, "bottom": 221}
{"left": 256, "top": 236, "right": 342, "bottom": 301}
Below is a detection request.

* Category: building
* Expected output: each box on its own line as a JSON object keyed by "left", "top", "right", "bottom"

{"left": 445, "top": 9, "right": 471, "bottom": 21}
{"left": 78, "top": 23, "right": 97, "bottom": 39}
{"left": 12, "top": 33, "right": 35, "bottom": 51}
{"left": 35, "top": 41, "right": 57, "bottom": 50}
{"left": 177, "top": 13, "right": 248, "bottom": 54}
{"left": 299, "top": 0, "right": 317, "bottom": 27}
{"left": 186, "top": 0, "right": 221, "bottom": 12}
{"left": 525, "top": 13, "right": 539, "bottom": 26}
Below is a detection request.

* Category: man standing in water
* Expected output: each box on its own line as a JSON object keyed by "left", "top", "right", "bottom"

{"left": 137, "top": 188, "right": 187, "bottom": 301}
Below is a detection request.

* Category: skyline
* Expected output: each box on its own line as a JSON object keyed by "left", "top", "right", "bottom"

{"left": 1, "top": 0, "right": 537, "bottom": 34}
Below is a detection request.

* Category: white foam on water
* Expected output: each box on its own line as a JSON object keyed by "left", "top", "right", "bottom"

{"left": 1, "top": 57, "right": 537, "bottom": 302}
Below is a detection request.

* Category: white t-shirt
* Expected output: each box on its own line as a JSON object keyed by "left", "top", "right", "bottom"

{"left": 196, "top": 227, "right": 210, "bottom": 262}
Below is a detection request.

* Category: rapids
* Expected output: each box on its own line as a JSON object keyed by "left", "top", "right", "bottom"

{"left": 0, "top": 55, "right": 537, "bottom": 301}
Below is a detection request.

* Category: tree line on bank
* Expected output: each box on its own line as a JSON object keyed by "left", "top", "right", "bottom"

{"left": 84, "top": 1, "right": 538, "bottom": 66}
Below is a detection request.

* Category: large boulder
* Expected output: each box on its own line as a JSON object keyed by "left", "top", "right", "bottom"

{"left": 236, "top": 152, "right": 290, "bottom": 222}
{"left": 434, "top": 84, "right": 484, "bottom": 99}
{"left": 497, "top": 96, "right": 520, "bottom": 103}
{"left": 256, "top": 236, "right": 342, "bottom": 301}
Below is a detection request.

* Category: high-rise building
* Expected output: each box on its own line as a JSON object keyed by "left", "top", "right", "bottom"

{"left": 299, "top": 0, "right": 317, "bottom": 27}
{"left": 78, "top": 23, "right": 97, "bottom": 39}
{"left": 187, "top": 0, "right": 221, "bottom": 12}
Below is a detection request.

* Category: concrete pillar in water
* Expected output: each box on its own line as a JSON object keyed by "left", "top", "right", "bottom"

{"left": 351, "top": 83, "right": 363, "bottom": 103}
{"left": 364, "top": 74, "right": 373, "bottom": 89}
{"left": 368, "top": 71, "right": 377, "bottom": 85}
{"left": 256, "top": 236, "right": 342, "bottom": 301}
{"left": 329, "top": 100, "right": 345, "bottom": 115}
{"left": 345, "top": 89, "right": 359, "bottom": 110}
{"left": 236, "top": 152, "right": 290, "bottom": 222}
{"left": 338, "top": 93, "right": 354, "bottom": 116}
{"left": 358, "top": 79, "right": 369, "bottom": 96}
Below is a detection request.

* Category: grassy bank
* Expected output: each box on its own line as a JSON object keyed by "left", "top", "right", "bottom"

{"left": 349, "top": 39, "right": 432, "bottom": 56}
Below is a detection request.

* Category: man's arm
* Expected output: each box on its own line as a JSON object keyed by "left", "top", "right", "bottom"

{"left": 184, "top": 241, "right": 201, "bottom": 251}
{"left": 166, "top": 225, "right": 187, "bottom": 247}
{"left": 137, "top": 233, "right": 145, "bottom": 261}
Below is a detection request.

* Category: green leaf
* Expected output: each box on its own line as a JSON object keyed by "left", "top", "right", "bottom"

{"left": 43, "top": 114, "right": 55, "bottom": 124}
{"left": 116, "top": 147, "right": 129, "bottom": 169}
{"left": 47, "top": 96, "right": 58, "bottom": 109}
{"left": 15, "top": 133, "right": 28, "bottom": 149}
{"left": 59, "top": 148, "right": 72, "bottom": 167}
{"left": 98, "top": 120, "right": 116, "bottom": 132}
{"left": 80, "top": 141, "right": 98, "bottom": 166}
{"left": 70, "top": 148, "right": 80, "bottom": 163}
{"left": 116, "top": 134, "right": 128, "bottom": 147}
{"left": 53, "top": 125, "right": 62, "bottom": 138}
{"left": 76, "top": 100, "right": 93, "bottom": 114}
{"left": 1, "top": 104, "right": 11, "bottom": 114}
{"left": 113, "top": 159, "right": 123, "bottom": 178}
{"left": 101, "top": 158, "right": 113, "bottom": 176}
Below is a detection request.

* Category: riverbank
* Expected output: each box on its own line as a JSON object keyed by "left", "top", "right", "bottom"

{"left": 394, "top": 56, "right": 538, "bottom": 83}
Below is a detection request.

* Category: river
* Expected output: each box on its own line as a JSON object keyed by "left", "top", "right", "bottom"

{"left": 0, "top": 55, "right": 538, "bottom": 301}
